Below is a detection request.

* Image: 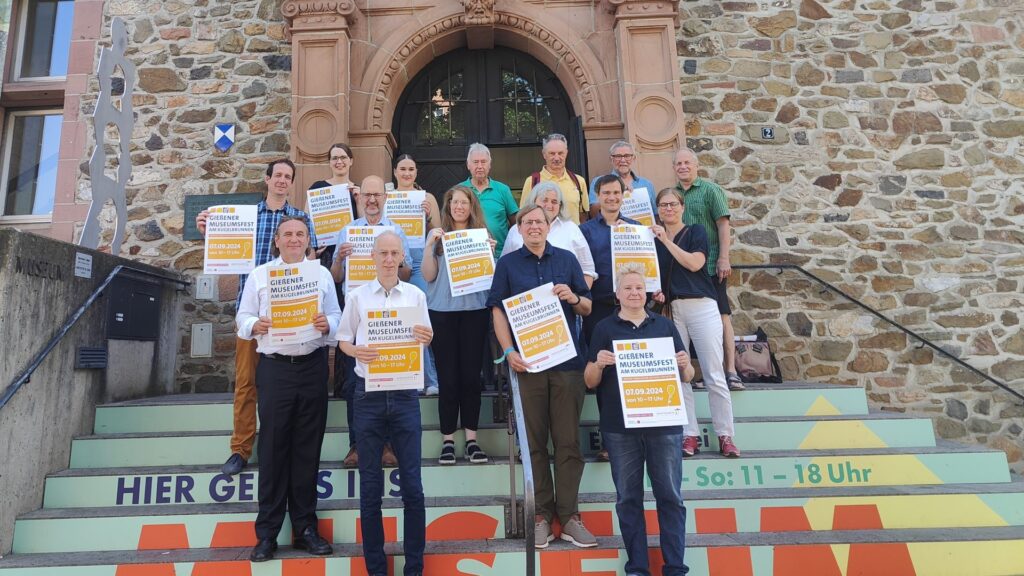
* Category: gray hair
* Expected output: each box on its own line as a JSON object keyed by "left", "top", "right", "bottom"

{"left": 467, "top": 142, "right": 491, "bottom": 161}
{"left": 372, "top": 230, "right": 405, "bottom": 257}
{"left": 614, "top": 262, "right": 647, "bottom": 288}
{"left": 542, "top": 133, "right": 568, "bottom": 152}
{"left": 524, "top": 181, "right": 569, "bottom": 221}
{"left": 609, "top": 140, "right": 634, "bottom": 155}
{"left": 673, "top": 147, "right": 698, "bottom": 164}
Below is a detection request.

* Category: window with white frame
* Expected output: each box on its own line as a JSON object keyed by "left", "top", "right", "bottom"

{"left": 14, "top": 0, "right": 74, "bottom": 80}
{"left": 0, "top": 109, "right": 63, "bottom": 218}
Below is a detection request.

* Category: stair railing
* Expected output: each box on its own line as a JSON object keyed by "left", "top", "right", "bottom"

{"left": 734, "top": 263, "right": 1023, "bottom": 405}
{"left": 505, "top": 366, "right": 536, "bottom": 574}
{"left": 0, "top": 264, "right": 191, "bottom": 411}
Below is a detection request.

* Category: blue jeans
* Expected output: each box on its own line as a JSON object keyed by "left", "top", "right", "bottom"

{"left": 603, "top": 431, "right": 688, "bottom": 576}
{"left": 353, "top": 381, "right": 425, "bottom": 575}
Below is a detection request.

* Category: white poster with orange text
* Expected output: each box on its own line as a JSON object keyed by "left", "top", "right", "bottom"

{"left": 502, "top": 282, "right": 575, "bottom": 373}
{"left": 611, "top": 224, "right": 661, "bottom": 292}
{"left": 358, "top": 307, "right": 423, "bottom": 392}
{"left": 621, "top": 187, "right": 655, "bottom": 226}
{"left": 267, "top": 260, "right": 322, "bottom": 346}
{"left": 384, "top": 190, "right": 426, "bottom": 249}
{"left": 345, "top": 225, "right": 394, "bottom": 294}
{"left": 442, "top": 228, "right": 494, "bottom": 297}
{"left": 307, "top": 184, "right": 354, "bottom": 246}
{"left": 203, "top": 205, "right": 257, "bottom": 274}
{"left": 613, "top": 337, "right": 687, "bottom": 428}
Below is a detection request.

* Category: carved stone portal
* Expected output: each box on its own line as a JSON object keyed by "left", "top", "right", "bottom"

{"left": 462, "top": 0, "right": 495, "bottom": 26}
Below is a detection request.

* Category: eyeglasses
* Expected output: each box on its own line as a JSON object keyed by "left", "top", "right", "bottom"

{"left": 330, "top": 156, "right": 350, "bottom": 162}
{"left": 362, "top": 193, "right": 384, "bottom": 199}
{"left": 657, "top": 202, "right": 682, "bottom": 209}
{"left": 611, "top": 154, "right": 634, "bottom": 160}
{"left": 450, "top": 199, "right": 470, "bottom": 207}
{"left": 520, "top": 219, "right": 548, "bottom": 227}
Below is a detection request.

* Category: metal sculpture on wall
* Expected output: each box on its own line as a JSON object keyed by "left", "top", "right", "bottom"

{"left": 80, "top": 17, "right": 134, "bottom": 254}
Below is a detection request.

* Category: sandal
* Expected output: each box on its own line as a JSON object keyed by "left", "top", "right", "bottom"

{"left": 466, "top": 440, "right": 489, "bottom": 464}
{"left": 727, "top": 373, "right": 746, "bottom": 391}
{"left": 439, "top": 440, "right": 457, "bottom": 465}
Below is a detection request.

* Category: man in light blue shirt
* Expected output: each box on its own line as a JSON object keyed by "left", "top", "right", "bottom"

{"left": 588, "top": 140, "right": 657, "bottom": 219}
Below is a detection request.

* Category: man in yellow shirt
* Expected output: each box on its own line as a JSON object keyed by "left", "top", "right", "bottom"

{"left": 520, "top": 133, "right": 589, "bottom": 224}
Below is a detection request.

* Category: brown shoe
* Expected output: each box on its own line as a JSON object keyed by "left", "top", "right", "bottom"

{"left": 382, "top": 443, "right": 398, "bottom": 467}
{"left": 343, "top": 446, "right": 358, "bottom": 468}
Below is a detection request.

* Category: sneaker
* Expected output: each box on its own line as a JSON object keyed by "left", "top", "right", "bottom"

{"left": 691, "top": 378, "right": 706, "bottom": 390}
{"left": 439, "top": 440, "right": 457, "bottom": 465}
{"left": 726, "top": 373, "right": 746, "bottom": 391}
{"left": 682, "top": 436, "right": 700, "bottom": 458}
{"left": 465, "top": 440, "right": 489, "bottom": 464}
{"left": 343, "top": 446, "right": 358, "bottom": 468}
{"left": 422, "top": 385, "right": 439, "bottom": 396}
{"left": 535, "top": 517, "right": 554, "bottom": 549}
{"left": 560, "top": 515, "right": 598, "bottom": 548}
{"left": 719, "top": 435, "right": 741, "bottom": 458}
{"left": 382, "top": 443, "right": 398, "bottom": 467}
{"left": 596, "top": 449, "right": 610, "bottom": 462}
{"left": 221, "top": 453, "right": 246, "bottom": 475}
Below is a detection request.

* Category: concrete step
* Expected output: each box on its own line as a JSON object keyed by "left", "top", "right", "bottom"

{"left": 14, "top": 483, "right": 1024, "bottom": 554}
{"left": 92, "top": 382, "right": 870, "bottom": 434}
{"left": 42, "top": 445, "right": 1012, "bottom": 508}
{"left": 2, "top": 527, "right": 1024, "bottom": 575}
{"left": 69, "top": 414, "right": 938, "bottom": 468}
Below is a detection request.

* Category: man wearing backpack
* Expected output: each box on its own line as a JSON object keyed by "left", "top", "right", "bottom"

{"left": 520, "top": 133, "right": 590, "bottom": 224}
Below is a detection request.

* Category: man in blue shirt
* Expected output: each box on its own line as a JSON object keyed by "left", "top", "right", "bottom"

{"left": 487, "top": 203, "right": 597, "bottom": 550}
{"left": 195, "top": 158, "right": 318, "bottom": 477}
{"left": 588, "top": 141, "right": 656, "bottom": 219}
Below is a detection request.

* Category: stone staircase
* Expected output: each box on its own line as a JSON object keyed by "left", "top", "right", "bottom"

{"left": 2, "top": 382, "right": 1023, "bottom": 575}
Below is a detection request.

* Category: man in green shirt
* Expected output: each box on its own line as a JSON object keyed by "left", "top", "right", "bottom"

{"left": 673, "top": 148, "right": 744, "bottom": 391}
{"left": 461, "top": 143, "right": 518, "bottom": 257}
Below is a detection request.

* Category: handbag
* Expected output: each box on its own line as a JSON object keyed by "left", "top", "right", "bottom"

{"left": 735, "top": 327, "right": 783, "bottom": 383}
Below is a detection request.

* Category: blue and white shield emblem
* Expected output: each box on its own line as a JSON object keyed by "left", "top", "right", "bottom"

{"left": 214, "top": 123, "right": 235, "bottom": 152}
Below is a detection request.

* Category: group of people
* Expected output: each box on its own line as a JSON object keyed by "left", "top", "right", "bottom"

{"left": 194, "top": 134, "right": 744, "bottom": 576}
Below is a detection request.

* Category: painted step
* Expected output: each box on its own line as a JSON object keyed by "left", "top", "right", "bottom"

{"left": 69, "top": 415, "right": 937, "bottom": 468}
{"left": 15, "top": 484, "right": 1024, "bottom": 554}
{"left": 43, "top": 446, "right": 1012, "bottom": 508}
{"left": 92, "top": 382, "right": 869, "bottom": 434}
{"left": 2, "top": 528, "right": 1024, "bottom": 575}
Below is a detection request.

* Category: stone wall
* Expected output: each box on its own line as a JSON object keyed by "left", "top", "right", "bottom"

{"left": 84, "top": 0, "right": 293, "bottom": 391}
{"left": 677, "top": 0, "right": 1024, "bottom": 470}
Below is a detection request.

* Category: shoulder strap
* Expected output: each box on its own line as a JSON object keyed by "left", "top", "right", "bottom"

{"left": 531, "top": 172, "right": 541, "bottom": 189}
{"left": 566, "top": 169, "right": 584, "bottom": 197}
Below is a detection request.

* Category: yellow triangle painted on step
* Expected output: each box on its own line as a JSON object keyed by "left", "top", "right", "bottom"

{"left": 830, "top": 543, "right": 850, "bottom": 575}
{"left": 803, "top": 494, "right": 1008, "bottom": 532}
{"left": 805, "top": 395, "right": 842, "bottom": 416}
{"left": 799, "top": 420, "right": 888, "bottom": 449}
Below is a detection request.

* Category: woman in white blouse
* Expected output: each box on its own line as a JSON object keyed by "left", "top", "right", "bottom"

{"left": 501, "top": 181, "right": 597, "bottom": 287}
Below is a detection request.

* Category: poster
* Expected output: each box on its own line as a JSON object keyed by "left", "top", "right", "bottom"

{"left": 612, "top": 337, "right": 687, "bottom": 428}
{"left": 358, "top": 307, "right": 424, "bottom": 392}
{"left": 203, "top": 205, "right": 257, "bottom": 274}
{"left": 307, "top": 184, "right": 354, "bottom": 246}
{"left": 384, "top": 190, "right": 426, "bottom": 249}
{"left": 345, "top": 225, "right": 394, "bottom": 293}
{"left": 442, "top": 228, "right": 495, "bottom": 297}
{"left": 267, "top": 260, "right": 322, "bottom": 346}
{"left": 621, "top": 186, "right": 655, "bottom": 226}
{"left": 611, "top": 224, "right": 661, "bottom": 292}
{"left": 502, "top": 282, "right": 575, "bottom": 373}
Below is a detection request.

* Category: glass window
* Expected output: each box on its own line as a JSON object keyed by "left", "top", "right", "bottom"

{"left": 17, "top": 0, "right": 75, "bottom": 79}
{"left": 499, "top": 67, "right": 553, "bottom": 144}
{"left": 1, "top": 110, "right": 63, "bottom": 218}
{"left": 415, "top": 71, "right": 467, "bottom": 146}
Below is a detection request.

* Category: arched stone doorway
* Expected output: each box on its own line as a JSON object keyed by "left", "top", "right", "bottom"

{"left": 281, "top": 0, "right": 686, "bottom": 204}
{"left": 392, "top": 47, "right": 578, "bottom": 198}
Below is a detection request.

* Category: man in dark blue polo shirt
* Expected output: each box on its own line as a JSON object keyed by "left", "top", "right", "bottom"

{"left": 487, "top": 203, "right": 597, "bottom": 550}
{"left": 585, "top": 263, "right": 692, "bottom": 576}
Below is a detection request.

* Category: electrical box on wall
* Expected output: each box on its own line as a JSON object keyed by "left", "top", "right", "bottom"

{"left": 107, "top": 277, "right": 161, "bottom": 340}
{"left": 195, "top": 275, "right": 217, "bottom": 300}
{"left": 191, "top": 323, "right": 213, "bottom": 358}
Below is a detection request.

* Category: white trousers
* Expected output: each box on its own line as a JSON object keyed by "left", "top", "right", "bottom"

{"left": 670, "top": 298, "right": 735, "bottom": 438}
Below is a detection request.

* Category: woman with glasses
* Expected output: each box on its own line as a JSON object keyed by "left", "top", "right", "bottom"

{"left": 421, "top": 185, "right": 495, "bottom": 465}
{"left": 393, "top": 154, "right": 442, "bottom": 395}
{"left": 501, "top": 181, "right": 596, "bottom": 286}
{"left": 651, "top": 188, "right": 740, "bottom": 458}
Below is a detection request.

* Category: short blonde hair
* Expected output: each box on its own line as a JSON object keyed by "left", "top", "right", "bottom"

{"left": 614, "top": 262, "right": 647, "bottom": 288}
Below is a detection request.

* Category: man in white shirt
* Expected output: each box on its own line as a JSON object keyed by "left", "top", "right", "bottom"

{"left": 337, "top": 231, "right": 433, "bottom": 576}
{"left": 235, "top": 215, "right": 341, "bottom": 562}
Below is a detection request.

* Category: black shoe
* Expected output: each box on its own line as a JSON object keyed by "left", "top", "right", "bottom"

{"left": 221, "top": 453, "right": 246, "bottom": 476}
{"left": 293, "top": 525, "right": 333, "bottom": 555}
{"left": 249, "top": 538, "right": 277, "bottom": 562}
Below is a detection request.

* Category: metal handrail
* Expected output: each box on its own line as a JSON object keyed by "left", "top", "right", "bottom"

{"left": 506, "top": 368, "right": 536, "bottom": 574}
{"left": 0, "top": 264, "right": 191, "bottom": 411}
{"left": 734, "top": 263, "right": 1024, "bottom": 404}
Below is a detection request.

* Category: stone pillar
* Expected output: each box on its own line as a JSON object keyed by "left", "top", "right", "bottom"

{"left": 281, "top": 0, "right": 358, "bottom": 204}
{"left": 610, "top": 0, "right": 685, "bottom": 188}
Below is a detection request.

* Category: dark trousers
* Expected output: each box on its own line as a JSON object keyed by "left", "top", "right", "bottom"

{"left": 583, "top": 299, "right": 617, "bottom": 413}
{"left": 429, "top": 308, "right": 490, "bottom": 435}
{"left": 353, "top": 381, "right": 425, "bottom": 575}
{"left": 254, "top": 348, "right": 329, "bottom": 540}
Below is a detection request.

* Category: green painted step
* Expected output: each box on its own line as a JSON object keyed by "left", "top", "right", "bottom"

{"left": 42, "top": 446, "right": 1012, "bottom": 508}
{"left": 15, "top": 484, "right": 1024, "bottom": 554}
{"left": 69, "top": 415, "right": 937, "bottom": 468}
{"left": 92, "top": 383, "right": 869, "bottom": 434}
{"left": 2, "top": 528, "right": 1024, "bottom": 575}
